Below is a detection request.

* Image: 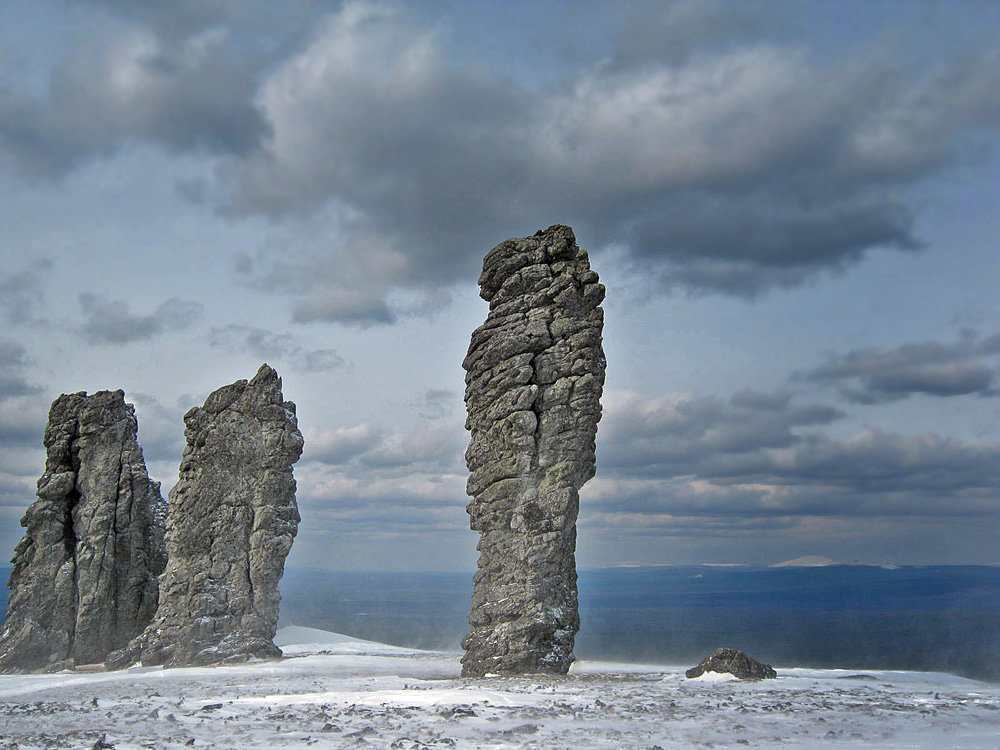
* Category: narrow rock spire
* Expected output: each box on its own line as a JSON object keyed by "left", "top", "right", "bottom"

{"left": 0, "top": 390, "right": 166, "bottom": 672}
{"left": 461, "top": 225, "right": 605, "bottom": 676}
{"left": 112, "top": 364, "right": 303, "bottom": 667}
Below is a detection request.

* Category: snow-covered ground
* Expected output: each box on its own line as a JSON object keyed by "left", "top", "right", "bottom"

{"left": 1, "top": 627, "right": 997, "bottom": 749}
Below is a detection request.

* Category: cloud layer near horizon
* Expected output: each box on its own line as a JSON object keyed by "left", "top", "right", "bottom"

{"left": 276, "top": 384, "right": 1000, "bottom": 566}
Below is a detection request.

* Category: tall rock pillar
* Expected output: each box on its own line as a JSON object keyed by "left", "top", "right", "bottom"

{"left": 0, "top": 391, "right": 166, "bottom": 672}
{"left": 461, "top": 225, "right": 605, "bottom": 677}
{"left": 115, "top": 364, "right": 303, "bottom": 667}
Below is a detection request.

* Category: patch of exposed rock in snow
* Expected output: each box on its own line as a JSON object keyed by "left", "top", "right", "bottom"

{"left": 0, "top": 627, "right": 997, "bottom": 749}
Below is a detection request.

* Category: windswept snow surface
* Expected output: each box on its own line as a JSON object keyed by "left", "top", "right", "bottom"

{"left": 0, "top": 627, "right": 997, "bottom": 749}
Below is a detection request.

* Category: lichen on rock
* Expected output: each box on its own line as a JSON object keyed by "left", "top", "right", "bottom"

{"left": 111, "top": 364, "right": 303, "bottom": 668}
{"left": 461, "top": 225, "right": 605, "bottom": 677}
{"left": 0, "top": 390, "right": 166, "bottom": 672}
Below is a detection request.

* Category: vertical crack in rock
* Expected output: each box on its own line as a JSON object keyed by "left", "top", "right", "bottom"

{"left": 112, "top": 364, "right": 303, "bottom": 668}
{"left": 461, "top": 225, "right": 605, "bottom": 677}
{"left": 0, "top": 391, "right": 167, "bottom": 672}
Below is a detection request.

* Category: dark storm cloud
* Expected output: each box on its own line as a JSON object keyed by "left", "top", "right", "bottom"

{"left": 305, "top": 424, "right": 385, "bottom": 465}
{"left": 0, "top": 347, "right": 47, "bottom": 511}
{"left": 291, "top": 416, "right": 467, "bottom": 539}
{"left": 78, "top": 294, "right": 203, "bottom": 344}
{"left": 0, "top": 341, "right": 41, "bottom": 402}
{"left": 0, "top": 8, "right": 268, "bottom": 179}
{"left": 293, "top": 287, "right": 398, "bottom": 327}
{"left": 293, "top": 437, "right": 466, "bottom": 542}
{"left": 598, "top": 389, "right": 843, "bottom": 475}
{"left": 418, "top": 389, "right": 458, "bottom": 420}
{"left": 84, "top": 0, "right": 237, "bottom": 38}
{"left": 745, "top": 430, "right": 1000, "bottom": 496}
{"left": 609, "top": 0, "right": 769, "bottom": 69}
{"left": 126, "top": 392, "right": 187, "bottom": 463}
{"left": 0, "top": 472, "right": 31, "bottom": 498}
{"left": 5, "top": 2, "right": 1000, "bottom": 323}
{"left": 0, "top": 261, "right": 51, "bottom": 326}
{"left": 617, "top": 189, "right": 918, "bottom": 295}
{"left": 300, "top": 483, "right": 461, "bottom": 515}
{"left": 801, "top": 334, "right": 1000, "bottom": 403}
{"left": 207, "top": 324, "right": 345, "bottom": 372}
{"left": 218, "top": 3, "right": 1000, "bottom": 320}
{"left": 0, "top": 392, "right": 47, "bottom": 450}
{"left": 303, "top": 417, "right": 465, "bottom": 473}
{"left": 358, "top": 421, "right": 465, "bottom": 471}
{"left": 302, "top": 418, "right": 464, "bottom": 472}
{"left": 580, "top": 510, "right": 801, "bottom": 538}
{"left": 295, "top": 495, "right": 465, "bottom": 548}
{"left": 0, "top": 467, "right": 36, "bottom": 552}
{"left": 300, "top": 383, "right": 1000, "bottom": 543}
{"left": 590, "top": 389, "right": 1000, "bottom": 522}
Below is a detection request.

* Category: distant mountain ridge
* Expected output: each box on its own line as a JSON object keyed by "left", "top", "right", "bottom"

{"left": 771, "top": 555, "right": 841, "bottom": 567}
{"left": 2, "top": 563, "right": 998, "bottom": 680}
{"left": 271, "top": 564, "right": 1000, "bottom": 681}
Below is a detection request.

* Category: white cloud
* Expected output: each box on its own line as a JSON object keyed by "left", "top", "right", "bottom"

{"left": 304, "top": 423, "right": 384, "bottom": 465}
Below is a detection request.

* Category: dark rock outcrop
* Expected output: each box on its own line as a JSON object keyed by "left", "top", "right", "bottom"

{"left": 0, "top": 391, "right": 166, "bottom": 672}
{"left": 112, "top": 364, "right": 302, "bottom": 668}
{"left": 461, "top": 225, "right": 605, "bottom": 677}
{"left": 685, "top": 648, "right": 778, "bottom": 680}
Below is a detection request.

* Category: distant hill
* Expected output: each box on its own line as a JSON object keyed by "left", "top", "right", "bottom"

{"left": 771, "top": 555, "right": 840, "bottom": 567}
{"left": 2, "top": 564, "right": 998, "bottom": 680}
{"left": 277, "top": 565, "right": 1000, "bottom": 681}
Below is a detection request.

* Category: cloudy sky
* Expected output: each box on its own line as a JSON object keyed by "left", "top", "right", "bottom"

{"left": 1, "top": 0, "right": 999, "bottom": 571}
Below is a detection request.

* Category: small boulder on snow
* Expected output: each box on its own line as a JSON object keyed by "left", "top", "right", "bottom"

{"left": 685, "top": 648, "right": 777, "bottom": 680}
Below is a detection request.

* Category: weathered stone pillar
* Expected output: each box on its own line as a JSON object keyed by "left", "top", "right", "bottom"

{"left": 0, "top": 391, "right": 166, "bottom": 672}
{"left": 113, "top": 364, "right": 303, "bottom": 668}
{"left": 461, "top": 225, "right": 605, "bottom": 676}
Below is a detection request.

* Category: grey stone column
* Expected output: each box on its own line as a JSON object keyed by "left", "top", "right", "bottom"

{"left": 0, "top": 390, "right": 166, "bottom": 672}
{"left": 112, "top": 364, "right": 303, "bottom": 668}
{"left": 461, "top": 225, "right": 605, "bottom": 677}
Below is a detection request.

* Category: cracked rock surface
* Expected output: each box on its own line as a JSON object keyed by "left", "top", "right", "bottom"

{"left": 461, "top": 225, "right": 605, "bottom": 677}
{"left": 114, "top": 364, "right": 303, "bottom": 668}
{"left": 0, "top": 390, "right": 166, "bottom": 672}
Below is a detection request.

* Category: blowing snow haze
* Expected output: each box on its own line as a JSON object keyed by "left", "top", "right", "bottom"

{"left": 1, "top": 0, "right": 999, "bottom": 573}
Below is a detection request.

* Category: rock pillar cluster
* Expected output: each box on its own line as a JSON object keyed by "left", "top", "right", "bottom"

{"left": 0, "top": 391, "right": 166, "bottom": 671}
{"left": 1, "top": 224, "right": 604, "bottom": 678}
{"left": 116, "top": 364, "right": 303, "bottom": 667}
{"left": 461, "top": 225, "right": 605, "bottom": 677}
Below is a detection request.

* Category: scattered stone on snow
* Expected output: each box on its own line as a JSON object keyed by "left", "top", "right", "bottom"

{"left": 685, "top": 648, "right": 778, "bottom": 680}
